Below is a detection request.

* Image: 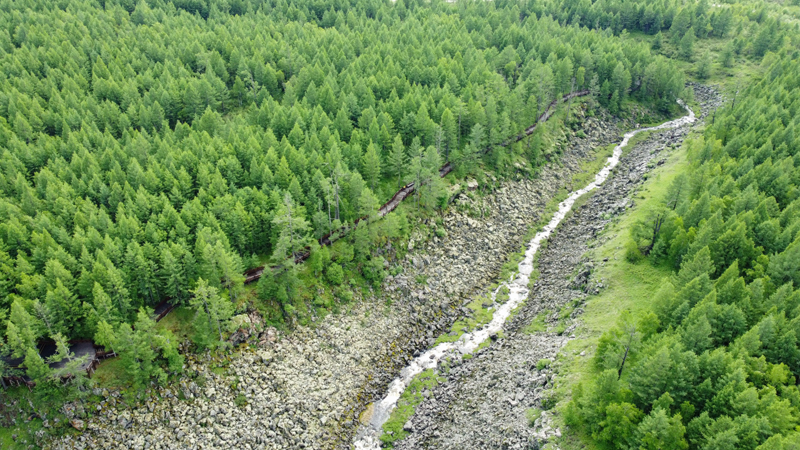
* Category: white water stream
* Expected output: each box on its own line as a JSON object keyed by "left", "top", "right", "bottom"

{"left": 353, "top": 102, "right": 695, "bottom": 449}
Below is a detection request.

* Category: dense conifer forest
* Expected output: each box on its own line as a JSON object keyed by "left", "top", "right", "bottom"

{"left": 0, "top": 0, "right": 799, "bottom": 448}
{"left": 0, "top": 0, "right": 687, "bottom": 384}
{"left": 569, "top": 48, "right": 800, "bottom": 449}
{"left": 567, "top": 46, "right": 800, "bottom": 450}
{"left": 554, "top": 3, "right": 800, "bottom": 450}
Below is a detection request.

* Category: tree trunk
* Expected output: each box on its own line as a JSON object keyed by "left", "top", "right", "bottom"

{"left": 203, "top": 297, "right": 214, "bottom": 342}
{"left": 617, "top": 345, "right": 630, "bottom": 379}
{"left": 617, "top": 327, "right": 637, "bottom": 379}
{"left": 566, "top": 77, "right": 576, "bottom": 123}
{"left": 643, "top": 213, "right": 665, "bottom": 255}
{"left": 216, "top": 314, "right": 223, "bottom": 343}
{"left": 326, "top": 196, "right": 332, "bottom": 233}
{"left": 334, "top": 183, "right": 340, "bottom": 221}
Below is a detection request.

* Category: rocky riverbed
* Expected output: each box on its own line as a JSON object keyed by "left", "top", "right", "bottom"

{"left": 50, "top": 105, "right": 654, "bottom": 450}
{"left": 392, "top": 84, "right": 722, "bottom": 450}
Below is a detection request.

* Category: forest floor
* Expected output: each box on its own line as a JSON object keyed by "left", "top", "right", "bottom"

{"left": 43, "top": 104, "right": 641, "bottom": 450}
{"left": 391, "top": 85, "right": 722, "bottom": 450}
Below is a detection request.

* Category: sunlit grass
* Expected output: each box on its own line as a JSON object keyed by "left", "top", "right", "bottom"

{"left": 92, "top": 356, "right": 131, "bottom": 390}
{"left": 434, "top": 293, "right": 494, "bottom": 345}
{"left": 550, "top": 141, "right": 691, "bottom": 450}
{"left": 379, "top": 369, "right": 446, "bottom": 447}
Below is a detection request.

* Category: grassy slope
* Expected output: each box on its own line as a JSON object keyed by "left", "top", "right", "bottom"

{"left": 543, "top": 28, "right": 765, "bottom": 450}
{"left": 0, "top": 416, "right": 45, "bottom": 450}
{"left": 548, "top": 138, "right": 694, "bottom": 450}
{"left": 378, "top": 99, "right": 662, "bottom": 447}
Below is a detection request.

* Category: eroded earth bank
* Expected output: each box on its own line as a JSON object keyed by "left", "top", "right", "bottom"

{"left": 393, "top": 85, "right": 722, "bottom": 450}
{"left": 53, "top": 105, "right": 669, "bottom": 450}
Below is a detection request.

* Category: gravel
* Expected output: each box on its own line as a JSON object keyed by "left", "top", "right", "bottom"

{"left": 393, "top": 84, "right": 723, "bottom": 450}
{"left": 50, "top": 102, "right": 672, "bottom": 450}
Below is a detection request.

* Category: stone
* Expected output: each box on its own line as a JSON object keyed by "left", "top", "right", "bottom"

{"left": 48, "top": 87, "right": 718, "bottom": 450}
{"left": 70, "top": 419, "right": 86, "bottom": 431}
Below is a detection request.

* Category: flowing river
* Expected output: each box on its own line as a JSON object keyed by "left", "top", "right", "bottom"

{"left": 353, "top": 101, "right": 696, "bottom": 449}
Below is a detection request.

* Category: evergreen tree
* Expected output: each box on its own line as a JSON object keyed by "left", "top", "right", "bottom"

{"left": 679, "top": 29, "right": 696, "bottom": 60}
{"left": 48, "top": 332, "right": 90, "bottom": 383}
{"left": 214, "top": 242, "right": 245, "bottom": 304}
{"left": 114, "top": 308, "right": 166, "bottom": 387}
{"left": 6, "top": 300, "right": 42, "bottom": 358}
{"left": 453, "top": 123, "right": 484, "bottom": 177}
{"left": 160, "top": 246, "right": 187, "bottom": 303}
{"left": 696, "top": 50, "right": 713, "bottom": 79}
{"left": 362, "top": 142, "right": 382, "bottom": 191}
{"left": 719, "top": 43, "right": 735, "bottom": 68}
{"left": 307, "top": 242, "right": 330, "bottom": 277}
{"left": 257, "top": 267, "right": 284, "bottom": 304}
{"left": 387, "top": 134, "right": 407, "bottom": 187}
{"left": 419, "top": 146, "right": 447, "bottom": 211}
{"left": 189, "top": 279, "right": 233, "bottom": 349}
{"left": 88, "top": 282, "right": 120, "bottom": 331}
{"left": 441, "top": 108, "right": 458, "bottom": 161}
{"left": 44, "top": 279, "right": 78, "bottom": 335}
{"left": 272, "top": 192, "right": 312, "bottom": 262}
{"left": 95, "top": 320, "right": 117, "bottom": 356}
{"left": 24, "top": 346, "right": 51, "bottom": 383}
{"left": 359, "top": 187, "right": 381, "bottom": 222}
{"left": 652, "top": 32, "right": 663, "bottom": 51}
{"left": 632, "top": 408, "right": 688, "bottom": 450}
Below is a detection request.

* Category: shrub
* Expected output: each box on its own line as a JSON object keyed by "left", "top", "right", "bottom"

{"left": 526, "top": 408, "right": 543, "bottom": 426}
{"left": 235, "top": 393, "right": 247, "bottom": 407}
{"left": 362, "top": 256, "right": 386, "bottom": 285}
{"left": 625, "top": 239, "right": 645, "bottom": 263}
{"left": 326, "top": 264, "right": 344, "bottom": 285}
{"left": 536, "top": 358, "right": 552, "bottom": 370}
{"left": 337, "top": 288, "right": 354, "bottom": 303}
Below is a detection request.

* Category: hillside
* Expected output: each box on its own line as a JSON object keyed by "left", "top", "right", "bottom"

{"left": 1, "top": 0, "right": 798, "bottom": 449}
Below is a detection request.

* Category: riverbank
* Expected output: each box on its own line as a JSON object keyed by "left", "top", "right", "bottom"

{"left": 391, "top": 85, "right": 721, "bottom": 450}
{"left": 48, "top": 104, "right": 635, "bottom": 450}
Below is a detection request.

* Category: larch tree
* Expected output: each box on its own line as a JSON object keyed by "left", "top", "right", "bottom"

{"left": 5, "top": 299, "right": 41, "bottom": 359}
{"left": 419, "top": 145, "right": 447, "bottom": 211}
{"left": 272, "top": 192, "right": 312, "bottom": 263}
{"left": 362, "top": 141, "right": 382, "bottom": 191}
{"left": 160, "top": 246, "right": 187, "bottom": 303}
{"left": 387, "top": 134, "right": 407, "bottom": 188}
{"left": 189, "top": 279, "right": 234, "bottom": 349}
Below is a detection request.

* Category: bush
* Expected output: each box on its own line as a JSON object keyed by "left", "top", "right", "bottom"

{"left": 541, "top": 392, "right": 559, "bottom": 410}
{"left": 536, "top": 358, "right": 552, "bottom": 370}
{"left": 526, "top": 408, "right": 543, "bottom": 426}
{"left": 326, "top": 264, "right": 344, "bottom": 285}
{"left": 362, "top": 256, "right": 387, "bottom": 285}
{"left": 336, "top": 288, "right": 354, "bottom": 303}
{"left": 625, "top": 239, "right": 645, "bottom": 263}
{"left": 235, "top": 393, "right": 247, "bottom": 407}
